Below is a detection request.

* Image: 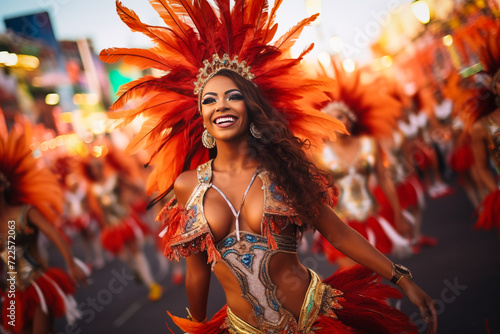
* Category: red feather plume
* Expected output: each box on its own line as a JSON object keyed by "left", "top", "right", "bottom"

{"left": 316, "top": 59, "right": 402, "bottom": 139}
{"left": 0, "top": 129, "right": 63, "bottom": 223}
{"left": 100, "top": 0, "right": 346, "bottom": 198}
{"left": 476, "top": 23, "right": 500, "bottom": 76}
{"left": 449, "top": 23, "right": 500, "bottom": 128}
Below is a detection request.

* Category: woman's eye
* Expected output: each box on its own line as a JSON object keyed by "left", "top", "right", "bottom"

{"left": 228, "top": 93, "right": 244, "bottom": 101}
{"left": 202, "top": 97, "right": 216, "bottom": 105}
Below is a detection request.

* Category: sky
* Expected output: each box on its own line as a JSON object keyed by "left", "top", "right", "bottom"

{"left": 0, "top": 0, "right": 413, "bottom": 63}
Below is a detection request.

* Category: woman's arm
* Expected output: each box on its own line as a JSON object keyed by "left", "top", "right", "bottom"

{"left": 174, "top": 170, "right": 211, "bottom": 322}
{"left": 471, "top": 121, "right": 498, "bottom": 193}
{"left": 313, "top": 205, "right": 437, "bottom": 333}
{"left": 185, "top": 252, "right": 211, "bottom": 322}
{"left": 314, "top": 204, "right": 392, "bottom": 278}
{"left": 373, "top": 142, "right": 410, "bottom": 236}
{"left": 27, "top": 207, "right": 87, "bottom": 286}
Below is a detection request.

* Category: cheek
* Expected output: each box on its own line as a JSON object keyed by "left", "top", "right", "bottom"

{"left": 201, "top": 109, "right": 212, "bottom": 125}
{"left": 238, "top": 103, "right": 249, "bottom": 119}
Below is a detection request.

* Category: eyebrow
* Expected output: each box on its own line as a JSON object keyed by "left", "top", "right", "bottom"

{"left": 203, "top": 88, "right": 241, "bottom": 98}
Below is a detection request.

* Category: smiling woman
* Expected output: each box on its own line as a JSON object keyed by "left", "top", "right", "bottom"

{"left": 162, "top": 68, "right": 427, "bottom": 334}
{"left": 196, "top": 69, "right": 335, "bottom": 228}
{"left": 201, "top": 76, "right": 250, "bottom": 142}
{"left": 101, "top": 0, "right": 437, "bottom": 333}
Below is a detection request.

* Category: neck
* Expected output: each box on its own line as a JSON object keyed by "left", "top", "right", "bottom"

{"left": 213, "top": 138, "right": 258, "bottom": 173}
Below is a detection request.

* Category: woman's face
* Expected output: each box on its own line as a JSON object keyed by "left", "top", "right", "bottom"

{"left": 200, "top": 75, "right": 249, "bottom": 143}
{"left": 89, "top": 160, "right": 104, "bottom": 180}
{"left": 323, "top": 104, "right": 353, "bottom": 133}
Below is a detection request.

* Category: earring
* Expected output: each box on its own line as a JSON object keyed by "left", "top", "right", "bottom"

{"left": 250, "top": 122, "right": 262, "bottom": 138}
{"left": 202, "top": 129, "right": 216, "bottom": 149}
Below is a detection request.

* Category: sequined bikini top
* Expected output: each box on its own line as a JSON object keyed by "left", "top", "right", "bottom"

{"left": 208, "top": 168, "right": 299, "bottom": 329}
{"left": 158, "top": 159, "right": 303, "bottom": 264}
{"left": 321, "top": 136, "right": 378, "bottom": 221}
{"left": 482, "top": 116, "right": 500, "bottom": 174}
{"left": 158, "top": 160, "right": 309, "bottom": 330}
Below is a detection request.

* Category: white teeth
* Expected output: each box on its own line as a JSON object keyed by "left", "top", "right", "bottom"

{"left": 215, "top": 117, "right": 236, "bottom": 124}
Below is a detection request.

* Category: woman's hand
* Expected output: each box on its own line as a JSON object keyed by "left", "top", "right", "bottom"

{"left": 394, "top": 213, "right": 412, "bottom": 238}
{"left": 68, "top": 261, "right": 89, "bottom": 287}
{"left": 314, "top": 205, "right": 437, "bottom": 332}
{"left": 398, "top": 278, "right": 438, "bottom": 334}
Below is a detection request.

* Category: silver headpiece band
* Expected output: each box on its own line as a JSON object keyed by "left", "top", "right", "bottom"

{"left": 323, "top": 101, "right": 358, "bottom": 123}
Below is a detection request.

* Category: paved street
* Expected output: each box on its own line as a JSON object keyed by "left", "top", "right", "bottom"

{"left": 52, "top": 184, "right": 500, "bottom": 334}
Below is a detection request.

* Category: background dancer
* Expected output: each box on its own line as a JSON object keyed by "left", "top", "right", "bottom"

{"left": 469, "top": 24, "right": 500, "bottom": 234}
{"left": 84, "top": 154, "right": 163, "bottom": 301}
{"left": 314, "top": 64, "right": 413, "bottom": 267}
{"left": 0, "top": 129, "right": 87, "bottom": 334}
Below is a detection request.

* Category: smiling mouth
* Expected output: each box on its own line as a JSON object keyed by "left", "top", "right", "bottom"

{"left": 214, "top": 116, "right": 238, "bottom": 125}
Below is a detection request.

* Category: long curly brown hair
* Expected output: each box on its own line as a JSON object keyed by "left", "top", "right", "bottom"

{"left": 211, "top": 70, "right": 335, "bottom": 224}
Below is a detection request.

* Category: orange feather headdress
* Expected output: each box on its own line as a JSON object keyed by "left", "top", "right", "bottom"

{"left": 452, "top": 23, "right": 500, "bottom": 129}
{"left": 0, "top": 130, "right": 63, "bottom": 222}
{"left": 477, "top": 23, "right": 500, "bottom": 82}
{"left": 317, "top": 60, "right": 401, "bottom": 139}
{"left": 100, "top": 0, "right": 346, "bottom": 202}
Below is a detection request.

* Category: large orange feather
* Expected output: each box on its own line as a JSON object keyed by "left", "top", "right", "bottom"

{"left": 0, "top": 129, "right": 63, "bottom": 223}
{"left": 274, "top": 14, "right": 318, "bottom": 50}
{"left": 99, "top": 47, "right": 171, "bottom": 71}
{"left": 101, "top": 0, "right": 346, "bottom": 198}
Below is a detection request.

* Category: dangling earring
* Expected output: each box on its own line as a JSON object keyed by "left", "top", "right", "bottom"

{"left": 202, "top": 128, "right": 216, "bottom": 148}
{"left": 250, "top": 122, "right": 262, "bottom": 138}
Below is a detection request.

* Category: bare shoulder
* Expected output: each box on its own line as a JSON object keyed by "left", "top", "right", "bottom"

{"left": 174, "top": 169, "right": 199, "bottom": 206}
{"left": 471, "top": 119, "right": 487, "bottom": 140}
{"left": 26, "top": 206, "right": 46, "bottom": 226}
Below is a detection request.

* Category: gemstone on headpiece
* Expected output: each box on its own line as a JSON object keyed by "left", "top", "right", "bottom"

{"left": 194, "top": 53, "right": 255, "bottom": 96}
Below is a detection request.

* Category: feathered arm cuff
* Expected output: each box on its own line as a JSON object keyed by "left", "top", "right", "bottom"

{"left": 157, "top": 197, "right": 221, "bottom": 264}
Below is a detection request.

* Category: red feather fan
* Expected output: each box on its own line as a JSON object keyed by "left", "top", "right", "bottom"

{"left": 476, "top": 23, "right": 500, "bottom": 77}
{"left": 0, "top": 129, "right": 63, "bottom": 223}
{"left": 316, "top": 60, "right": 402, "bottom": 139}
{"left": 100, "top": 0, "right": 347, "bottom": 199}
{"left": 456, "top": 22, "right": 500, "bottom": 128}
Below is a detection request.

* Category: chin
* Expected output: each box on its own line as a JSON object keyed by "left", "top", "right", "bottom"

{"left": 215, "top": 131, "right": 248, "bottom": 142}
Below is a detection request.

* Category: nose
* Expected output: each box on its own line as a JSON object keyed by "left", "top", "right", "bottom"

{"left": 216, "top": 97, "right": 229, "bottom": 112}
